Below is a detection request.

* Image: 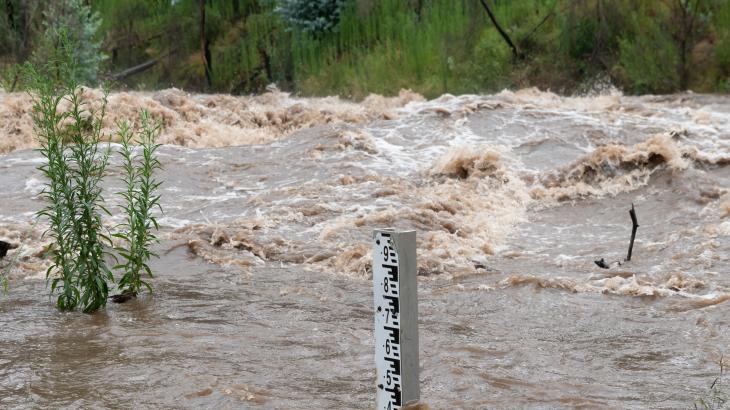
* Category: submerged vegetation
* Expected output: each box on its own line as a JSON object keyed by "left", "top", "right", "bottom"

{"left": 26, "top": 38, "right": 113, "bottom": 312}
{"left": 2, "top": 0, "right": 729, "bottom": 97}
{"left": 25, "top": 35, "right": 162, "bottom": 312}
{"left": 115, "top": 112, "right": 163, "bottom": 298}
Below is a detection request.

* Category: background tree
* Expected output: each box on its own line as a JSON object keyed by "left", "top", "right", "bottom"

{"left": 200, "top": 0, "right": 212, "bottom": 88}
{"left": 276, "top": 0, "right": 347, "bottom": 36}
{"left": 5, "top": 0, "right": 730, "bottom": 96}
{"left": 31, "top": 0, "right": 105, "bottom": 86}
{"left": 0, "top": 0, "right": 42, "bottom": 90}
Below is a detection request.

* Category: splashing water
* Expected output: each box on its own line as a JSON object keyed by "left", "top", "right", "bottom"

{"left": 1, "top": 88, "right": 728, "bottom": 408}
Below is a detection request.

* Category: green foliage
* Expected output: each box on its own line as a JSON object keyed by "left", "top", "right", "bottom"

{"left": 713, "top": 1, "right": 730, "bottom": 84}
{"left": 0, "top": 1, "right": 40, "bottom": 91}
{"left": 7, "top": 0, "right": 730, "bottom": 96}
{"left": 0, "top": 1, "right": 30, "bottom": 59}
{"left": 290, "top": 0, "right": 491, "bottom": 97}
{"left": 472, "top": 30, "right": 512, "bottom": 90}
{"left": 31, "top": 0, "right": 105, "bottom": 86}
{"left": 114, "top": 111, "right": 163, "bottom": 297}
{"left": 558, "top": 1, "right": 621, "bottom": 61}
{"left": 25, "top": 45, "right": 114, "bottom": 313}
{"left": 0, "top": 64, "right": 22, "bottom": 92}
{"left": 616, "top": 12, "right": 679, "bottom": 94}
{"left": 24, "top": 35, "right": 162, "bottom": 312}
{"left": 276, "top": 0, "right": 347, "bottom": 35}
{"left": 0, "top": 0, "right": 42, "bottom": 61}
{"left": 210, "top": 4, "right": 292, "bottom": 93}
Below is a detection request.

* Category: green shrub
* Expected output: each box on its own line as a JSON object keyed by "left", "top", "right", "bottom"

{"left": 713, "top": 1, "right": 730, "bottom": 82}
{"left": 114, "top": 111, "right": 163, "bottom": 297}
{"left": 26, "top": 35, "right": 162, "bottom": 312}
{"left": 276, "top": 0, "right": 347, "bottom": 35}
{"left": 32, "top": 0, "right": 105, "bottom": 86}
{"left": 472, "top": 29, "right": 512, "bottom": 90}
{"left": 26, "top": 42, "right": 114, "bottom": 313}
{"left": 0, "top": 64, "right": 21, "bottom": 93}
{"left": 616, "top": 12, "right": 679, "bottom": 94}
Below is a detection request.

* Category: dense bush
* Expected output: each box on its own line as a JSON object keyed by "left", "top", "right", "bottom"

{"left": 26, "top": 45, "right": 114, "bottom": 312}
{"left": 470, "top": 30, "right": 512, "bottom": 90}
{"left": 276, "top": 0, "right": 347, "bottom": 35}
{"left": 26, "top": 37, "right": 162, "bottom": 312}
{"left": 616, "top": 13, "right": 679, "bottom": 94}
{"left": 32, "top": 0, "right": 105, "bottom": 86}
{"left": 115, "top": 112, "right": 163, "bottom": 298}
{"left": 713, "top": 1, "right": 730, "bottom": 90}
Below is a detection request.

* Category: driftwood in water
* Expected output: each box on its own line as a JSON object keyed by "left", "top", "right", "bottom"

{"left": 594, "top": 204, "right": 639, "bottom": 269}
{"left": 110, "top": 290, "right": 137, "bottom": 304}
{"left": 594, "top": 258, "right": 610, "bottom": 269}
{"left": 626, "top": 203, "right": 639, "bottom": 261}
{"left": 0, "top": 241, "right": 11, "bottom": 259}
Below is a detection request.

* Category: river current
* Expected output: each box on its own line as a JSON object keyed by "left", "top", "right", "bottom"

{"left": 1, "top": 88, "right": 729, "bottom": 408}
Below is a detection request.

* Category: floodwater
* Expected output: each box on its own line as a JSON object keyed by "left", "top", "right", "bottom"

{"left": 0, "top": 88, "right": 729, "bottom": 408}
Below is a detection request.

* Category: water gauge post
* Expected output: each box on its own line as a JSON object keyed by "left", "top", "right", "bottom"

{"left": 373, "top": 229, "right": 419, "bottom": 409}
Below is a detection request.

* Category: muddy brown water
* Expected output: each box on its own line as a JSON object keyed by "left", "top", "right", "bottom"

{"left": 1, "top": 88, "right": 729, "bottom": 408}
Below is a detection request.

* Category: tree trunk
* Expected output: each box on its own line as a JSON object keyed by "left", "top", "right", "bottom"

{"left": 677, "top": 0, "right": 701, "bottom": 90}
{"left": 200, "top": 0, "right": 212, "bottom": 88}
{"left": 5, "top": 0, "right": 15, "bottom": 30}
{"left": 678, "top": 0, "right": 689, "bottom": 90}
{"left": 258, "top": 46, "right": 272, "bottom": 83}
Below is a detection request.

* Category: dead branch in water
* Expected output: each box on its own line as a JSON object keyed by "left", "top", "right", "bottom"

{"left": 594, "top": 203, "right": 639, "bottom": 269}
{"left": 594, "top": 258, "right": 610, "bottom": 269}
{"left": 0, "top": 241, "right": 11, "bottom": 259}
{"left": 626, "top": 203, "right": 639, "bottom": 261}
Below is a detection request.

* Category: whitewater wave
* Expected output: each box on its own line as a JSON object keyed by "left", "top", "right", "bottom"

{"left": 1, "top": 87, "right": 728, "bottom": 297}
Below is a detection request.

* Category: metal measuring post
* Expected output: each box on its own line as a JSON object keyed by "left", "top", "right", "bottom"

{"left": 373, "top": 229, "right": 419, "bottom": 409}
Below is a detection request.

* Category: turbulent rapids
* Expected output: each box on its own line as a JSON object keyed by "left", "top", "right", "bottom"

{"left": 1, "top": 88, "right": 729, "bottom": 408}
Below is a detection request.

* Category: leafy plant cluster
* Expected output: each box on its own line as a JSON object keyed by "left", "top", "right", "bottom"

{"left": 26, "top": 41, "right": 162, "bottom": 313}
{"left": 275, "top": 0, "right": 347, "bottom": 35}
{"left": 1, "top": 0, "right": 104, "bottom": 92}
{"left": 115, "top": 112, "right": 163, "bottom": 298}
{"left": 34, "top": 0, "right": 105, "bottom": 86}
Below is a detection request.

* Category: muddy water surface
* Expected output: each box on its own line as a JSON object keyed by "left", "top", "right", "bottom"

{"left": 1, "top": 88, "right": 729, "bottom": 408}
